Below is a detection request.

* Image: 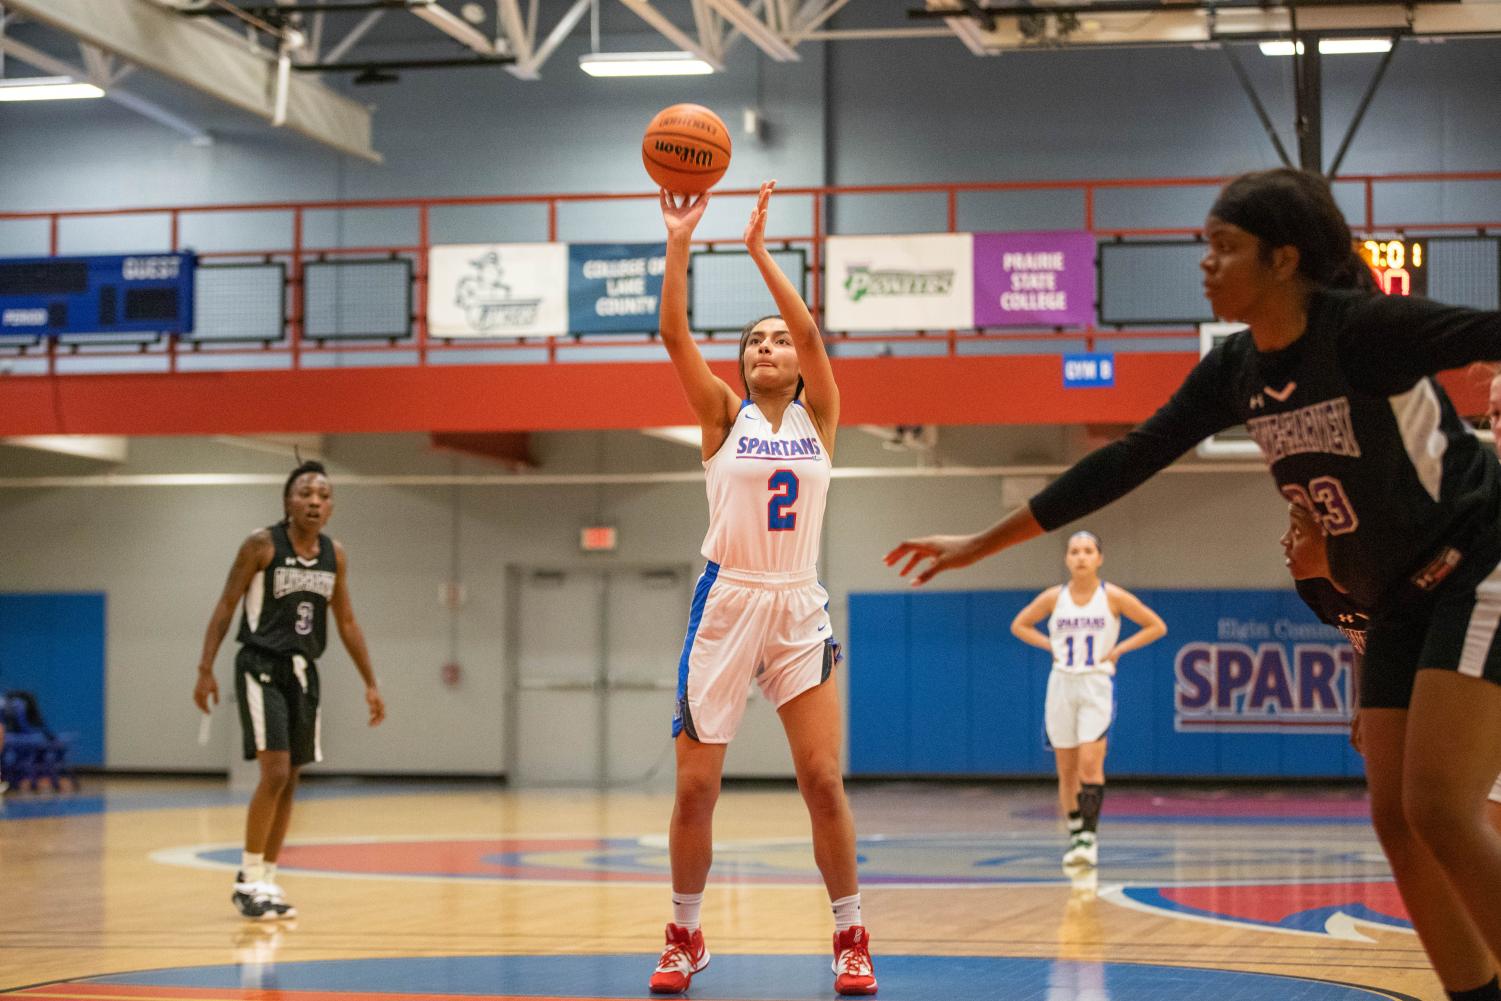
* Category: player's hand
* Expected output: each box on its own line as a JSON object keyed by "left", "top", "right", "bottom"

{"left": 193, "top": 672, "right": 219, "bottom": 714}
{"left": 884, "top": 533, "right": 986, "bottom": 585}
{"left": 1348, "top": 709, "right": 1364, "bottom": 754}
{"left": 743, "top": 180, "right": 775, "bottom": 254}
{"left": 366, "top": 685, "right": 386, "bottom": 727}
{"left": 661, "top": 189, "right": 710, "bottom": 241}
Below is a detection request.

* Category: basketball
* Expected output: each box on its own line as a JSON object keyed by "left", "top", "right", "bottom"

{"left": 641, "top": 103, "right": 732, "bottom": 195}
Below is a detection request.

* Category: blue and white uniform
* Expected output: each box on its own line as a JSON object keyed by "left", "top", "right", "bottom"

{"left": 673, "top": 400, "right": 836, "bottom": 743}
{"left": 1044, "top": 582, "right": 1119, "bottom": 748}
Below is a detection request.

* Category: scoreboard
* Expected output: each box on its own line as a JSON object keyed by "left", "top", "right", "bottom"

{"left": 1359, "top": 238, "right": 1426, "bottom": 298}
{"left": 0, "top": 252, "right": 196, "bottom": 336}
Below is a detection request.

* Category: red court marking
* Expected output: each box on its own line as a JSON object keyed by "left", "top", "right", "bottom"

{"left": 1161, "top": 882, "right": 1409, "bottom": 923}
{"left": 1063, "top": 792, "right": 1370, "bottom": 818}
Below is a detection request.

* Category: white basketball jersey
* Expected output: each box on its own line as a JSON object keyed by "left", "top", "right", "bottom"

{"left": 701, "top": 401, "right": 831, "bottom": 573}
{"left": 1048, "top": 582, "right": 1120, "bottom": 675}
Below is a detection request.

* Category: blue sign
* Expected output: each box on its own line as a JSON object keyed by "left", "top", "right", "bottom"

{"left": 848, "top": 588, "right": 1365, "bottom": 779}
{"left": 567, "top": 243, "right": 666, "bottom": 334}
{"left": 0, "top": 252, "right": 196, "bottom": 337}
{"left": 1062, "top": 352, "right": 1114, "bottom": 387}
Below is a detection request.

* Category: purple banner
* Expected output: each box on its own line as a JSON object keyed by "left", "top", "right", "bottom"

{"left": 972, "top": 231, "right": 1096, "bottom": 327}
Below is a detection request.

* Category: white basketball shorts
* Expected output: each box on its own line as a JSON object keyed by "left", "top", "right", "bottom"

{"left": 1044, "top": 669, "right": 1115, "bottom": 749}
{"left": 672, "top": 562, "right": 837, "bottom": 744}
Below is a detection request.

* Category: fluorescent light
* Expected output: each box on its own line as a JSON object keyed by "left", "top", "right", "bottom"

{"left": 578, "top": 52, "right": 715, "bottom": 77}
{"left": 1259, "top": 38, "right": 1392, "bottom": 56}
{"left": 0, "top": 76, "right": 105, "bottom": 102}
{"left": 1318, "top": 37, "right": 1394, "bottom": 54}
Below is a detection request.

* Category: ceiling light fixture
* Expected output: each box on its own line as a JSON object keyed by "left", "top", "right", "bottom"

{"left": 0, "top": 76, "right": 106, "bottom": 102}
{"left": 1259, "top": 37, "right": 1393, "bottom": 56}
{"left": 578, "top": 51, "right": 715, "bottom": 76}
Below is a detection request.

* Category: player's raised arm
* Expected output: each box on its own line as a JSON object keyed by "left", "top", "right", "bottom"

{"left": 659, "top": 189, "right": 741, "bottom": 459}
{"left": 744, "top": 180, "right": 838, "bottom": 451}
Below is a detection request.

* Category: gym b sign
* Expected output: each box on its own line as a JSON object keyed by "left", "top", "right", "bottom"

{"left": 1062, "top": 353, "right": 1114, "bottom": 388}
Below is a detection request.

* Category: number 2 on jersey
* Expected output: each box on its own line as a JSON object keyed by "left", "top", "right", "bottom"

{"left": 767, "top": 469, "right": 799, "bottom": 531}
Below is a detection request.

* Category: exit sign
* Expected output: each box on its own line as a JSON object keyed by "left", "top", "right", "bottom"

{"left": 1062, "top": 353, "right": 1114, "bottom": 388}
{"left": 580, "top": 525, "right": 618, "bottom": 552}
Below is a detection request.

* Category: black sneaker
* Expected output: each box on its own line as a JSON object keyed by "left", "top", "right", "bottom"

{"left": 232, "top": 872, "right": 277, "bottom": 920}
{"left": 263, "top": 882, "right": 297, "bottom": 918}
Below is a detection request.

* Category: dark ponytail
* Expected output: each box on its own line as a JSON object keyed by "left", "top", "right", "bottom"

{"left": 1209, "top": 169, "right": 1377, "bottom": 294}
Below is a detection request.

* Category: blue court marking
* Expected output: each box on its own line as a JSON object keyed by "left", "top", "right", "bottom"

{"left": 0, "top": 781, "right": 439, "bottom": 821}
{"left": 79, "top": 953, "right": 1419, "bottom": 1000}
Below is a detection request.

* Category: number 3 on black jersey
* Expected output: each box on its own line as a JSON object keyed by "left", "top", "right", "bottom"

{"left": 1283, "top": 478, "right": 1359, "bottom": 535}
{"left": 768, "top": 469, "right": 799, "bottom": 531}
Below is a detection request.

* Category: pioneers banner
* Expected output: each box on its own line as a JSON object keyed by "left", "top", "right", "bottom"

{"left": 824, "top": 233, "right": 974, "bottom": 332}
{"left": 427, "top": 243, "right": 569, "bottom": 338}
{"left": 972, "top": 230, "right": 1096, "bottom": 327}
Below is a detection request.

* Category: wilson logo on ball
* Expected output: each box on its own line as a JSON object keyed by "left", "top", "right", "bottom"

{"left": 642, "top": 103, "right": 731, "bottom": 195}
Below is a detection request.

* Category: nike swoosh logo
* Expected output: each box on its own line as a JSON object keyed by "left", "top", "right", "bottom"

{"left": 817, "top": 623, "right": 828, "bottom": 632}
{"left": 1264, "top": 382, "right": 1297, "bottom": 402}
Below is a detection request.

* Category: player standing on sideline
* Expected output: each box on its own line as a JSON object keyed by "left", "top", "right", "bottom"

{"left": 193, "top": 460, "right": 386, "bottom": 920}
{"left": 887, "top": 168, "right": 1501, "bottom": 1001}
{"left": 647, "top": 181, "right": 876, "bottom": 996}
{"left": 1010, "top": 530, "right": 1165, "bottom": 867}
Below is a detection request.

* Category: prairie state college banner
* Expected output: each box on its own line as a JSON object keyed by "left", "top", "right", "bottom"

{"left": 972, "top": 230, "right": 1096, "bottom": 327}
{"left": 824, "top": 233, "right": 974, "bottom": 332}
{"left": 568, "top": 243, "right": 667, "bottom": 334}
{"left": 427, "top": 243, "right": 569, "bottom": 337}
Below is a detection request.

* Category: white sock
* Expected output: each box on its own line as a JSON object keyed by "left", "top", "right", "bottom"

{"left": 240, "top": 851, "right": 265, "bottom": 885}
{"left": 672, "top": 891, "right": 704, "bottom": 931}
{"left": 263, "top": 861, "right": 278, "bottom": 885}
{"left": 831, "top": 893, "right": 862, "bottom": 932}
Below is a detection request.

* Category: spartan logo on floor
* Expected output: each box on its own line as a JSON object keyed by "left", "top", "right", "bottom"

{"left": 1106, "top": 881, "right": 1413, "bottom": 941}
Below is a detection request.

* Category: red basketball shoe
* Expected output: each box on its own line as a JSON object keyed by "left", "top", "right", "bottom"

{"left": 833, "top": 925, "right": 878, "bottom": 995}
{"left": 648, "top": 922, "right": 710, "bottom": 994}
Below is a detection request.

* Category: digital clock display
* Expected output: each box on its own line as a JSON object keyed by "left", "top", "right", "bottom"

{"left": 1360, "top": 239, "right": 1427, "bottom": 297}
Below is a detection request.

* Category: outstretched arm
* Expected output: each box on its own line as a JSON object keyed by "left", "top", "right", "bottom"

{"left": 330, "top": 541, "right": 385, "bottom": 726}
{"left": 1011, "top": 588, "right": 1059, "bottom": 652}
{"left": 1104, "top": 585, "right": 1167, "bottom": 665}
{"left": 659, "top": 189, "right": 741, "bottom": 460}
{"left": 885, "top": 503, "right": 1046, "bottom": 586}
{"left": 194, "top": 531, "right": 272, "bottom": 713}
{"left": 745, "top": 180, "right": 839, "bottom": 451}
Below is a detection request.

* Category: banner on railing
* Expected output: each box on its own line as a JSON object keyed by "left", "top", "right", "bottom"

{"left": 427, "top": 243, "right": 568, "bottom": 338}
{"left": 824, "top": 233, "right": 973, "bottom": 332}
{"left": 972, "top": 230, "right": 1095, "bottom": 327}
{"left": 568, "top": 243, "right": 667, "bottom": 334}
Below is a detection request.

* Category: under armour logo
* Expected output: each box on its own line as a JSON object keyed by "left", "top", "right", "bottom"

{"left": 1250, "top": 394, "right": 1266, "bottom": 410}
{"left": 259, "top": 674, "right": 271, "bottom": 683}
{"left": 285, "top": 557, "right": 297, "bottom": 565}
{"left": 1265, "top": 382, "right": 1297, "bottom": 402}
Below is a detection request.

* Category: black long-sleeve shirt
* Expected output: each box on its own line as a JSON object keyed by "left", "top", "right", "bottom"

{"left": 1030, "top": 290, "right": 1501, "bottom": 610}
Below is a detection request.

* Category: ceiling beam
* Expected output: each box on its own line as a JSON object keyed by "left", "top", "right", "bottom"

{"left": 613, "top": 0, "right": 726, "bottom": 69}
{"left": 0, "top": 32, "right": 214, "bottom": 145}
{"left": 702, "top": 0, "right": 799, "bottom": 59}
{"left": 3, "top": 0, "right": 376, "bottom": 160}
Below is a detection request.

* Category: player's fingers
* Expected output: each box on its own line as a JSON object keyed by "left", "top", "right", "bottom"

{"left": 902, "top": 552, "right": 931, "bottom": 577}
{"left": 883, "top": 541, "right": 916, "bottom": 565}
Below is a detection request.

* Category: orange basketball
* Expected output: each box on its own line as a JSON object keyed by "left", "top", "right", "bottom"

{"left": 641, "top": 104, "right": 732, "bottom": 195}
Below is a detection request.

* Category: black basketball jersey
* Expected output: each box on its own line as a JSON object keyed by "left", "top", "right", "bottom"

{"left": 1031, "top": 290, "right": 1501, "bottom": 611}
{"left": 236, "top": 521, "right": 337, "bottom": 659}
{"left": 1295, "top": 577, "right": 1370, "bottom": 654}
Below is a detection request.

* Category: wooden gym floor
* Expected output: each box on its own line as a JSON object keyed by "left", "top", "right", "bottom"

{"left": 0, "top": 777, "right": 1436, "bottom": 999}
